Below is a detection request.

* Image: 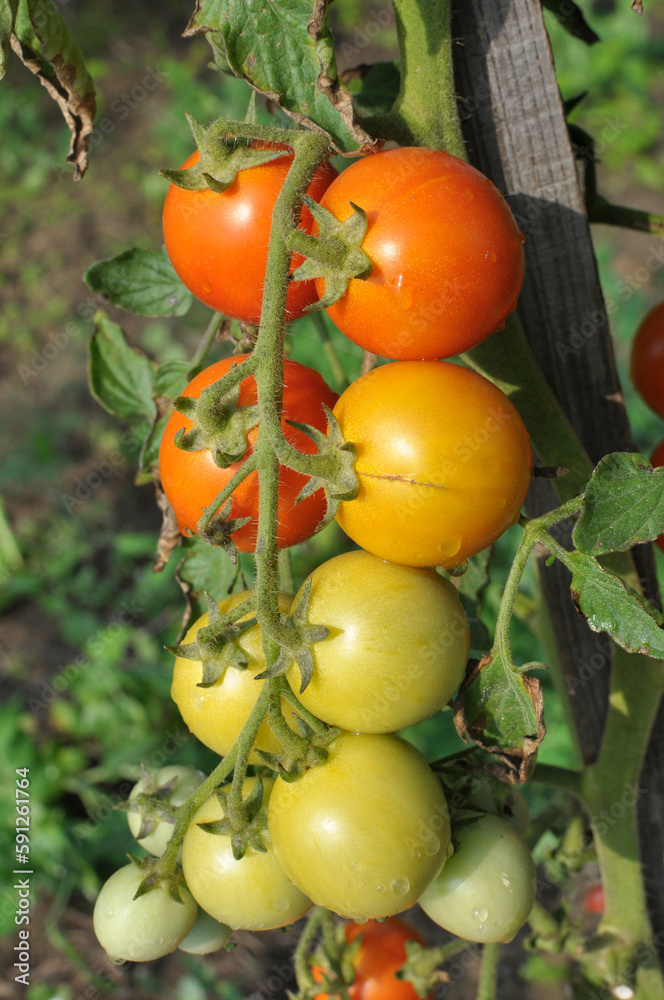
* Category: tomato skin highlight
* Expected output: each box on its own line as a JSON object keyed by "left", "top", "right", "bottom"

{"left": 333, "top": 361, "right": 532, "bottom": 569}
{"left": 284, "top": 549, "right": 470, "bottom": 733}
{"left": 631, "top": 301, "right": 664, "bottom": 419}
{"left": 163, "top": 148, "right": 337, "bottom": 323}
{"left": 158, "top": 354, "right": 338, "bottom": 550}
{"left": 314, "top": 918, "right": 431, "bottom": 1000}
{"left": 316, "top": 147, "right": 525, "bottom": 360}
{"left": 268, "top": 731, "right": 451, "bottom": 920}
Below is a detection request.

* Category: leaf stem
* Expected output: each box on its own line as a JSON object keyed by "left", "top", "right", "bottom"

{"left": 188, "top": 312, "right": 225, "bottom": 375}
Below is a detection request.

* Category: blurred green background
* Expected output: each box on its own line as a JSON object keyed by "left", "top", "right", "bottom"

{"left": 0, "top": 1, "right": 663, "bottom": 997}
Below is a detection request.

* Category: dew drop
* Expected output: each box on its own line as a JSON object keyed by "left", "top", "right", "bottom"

{"left": 473, "top": 908, "right": 489, "bottom": 923}
{"left": 390, "top": 878, "right": 411, "bottom": 896}
{"left": 425, "top": 836, "right": 440, "bottom": 856}
{"left": 275, "top": 897, "right": 291, "bottom": 912}
{"left": 447, "top": 560, "right": 468, "bottom": 578}
{"left": 201, "top": 278, "right": 212, "bottom": 294}
{"left": 497, "top": 497, "right": 506, "bottom": 509}
{"left": 376, "top": 885, "right": 386, "bottom": 894}
{"left": 110, "top": 957, "right": 127, "bottom": 966}
{"left": 520, "top": 232, "right": 526, "bottom": 244}
{"left": 446, "top": 842, "right": 455, "bottom": 859}
{"left": 501, "top": 875, "right": 511, "bottom": 889}
{"left": 478, "top": 924, "right": 487, "bottom": 932}
{"left": 486, "top": 249, "right": 497, "bottom": 263}
{"left": 462, "top": 189, "right": 474, "bottom": 201}
{"left": 412, "top": 851, "right": 421, "bottom": 859}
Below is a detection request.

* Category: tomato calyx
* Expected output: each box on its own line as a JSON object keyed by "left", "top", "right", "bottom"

{"left": 167, "top": 592, "right": 258, "bottom": 686}
{"left": 196, "top": 773, "right": 269, "bottom": 860}
{"left": 173, "top": 379, "right": 259, "bottom": 469}
{"left": 118, "top": 764, "right": 185, "bottom": 841}
{"left": 161, "top": 113, "right": 291, "bottom": 194}
{"left": 125, "top": 853, "right": 191, "bottom": 905}
{"left": 256, "top": 674, "right": 339, "bottom": 779}
{"left": 289, "top": 195, "right": 373, "bottom": 310}
{"left": 254, "top": 577, "right": 329, "bottom": 690}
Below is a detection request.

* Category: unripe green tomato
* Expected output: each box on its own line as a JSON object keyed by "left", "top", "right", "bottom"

{"left": 284, "top": 550, "right": 469, "bottom": 733}
{"left": 418, "top": 815, "right": 536, "bottom": 943}
{"left": 268, "top": 732, "right": 451, "bottom": 920}
{"left": 127, "top": 765, "right": 206, "bottom": 856}
{"left": 93, "top": 863, "right": 197, "bottom": 963}
{"left": 171, "top": 591, "right": 295, "bottom": 763}
{"left": 182, "top": 777, "right": 312, "bottom": 930}
{"left": 178, "top": 910, "right": 232, "bottom": 954}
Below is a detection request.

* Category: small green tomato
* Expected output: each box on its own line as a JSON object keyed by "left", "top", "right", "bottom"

{"left": 178, "top": 910, "right": 233, "bottom": 954}
{"left": 127, "top": 765, "right": 205, "bottom": 856}
{"left": 419, "top": 815, "right": 536, "bottom": 943}
{"left": 93, "top": 863, "right": 197, "bottom": 962}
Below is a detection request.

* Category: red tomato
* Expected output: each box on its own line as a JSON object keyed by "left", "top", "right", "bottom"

{"left": 163, "top": 146, "right": 337, "bottom": 324}
{"left": 582, "top": 882, "right": 605, "bottom": 915}
{"left": 651, "top": 439, "right": 664, "bottom": 553}
{"left": 313, "top": 918, "right": 431, "bottom": 1000}
{"left": 158, "top": 355, "right": 338, "bottom": 550}
{"left": 631, "top": 301, "right": 664, "bottom": 419}
{"left": 315, "top": 147, "right": 525, "bottom": 360}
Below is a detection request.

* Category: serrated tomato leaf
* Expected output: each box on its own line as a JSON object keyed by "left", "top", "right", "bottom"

{"left": 88, "top": 311, "right": 155, "bottom": 421}
{"left": 85, "top": 248, "right": 193, "bottom": 317}
{"left": 573, "top": 452, "right": 664, "bottom": 555}
{"left": 184, "top": 0, "right": 377, "bottom": 154}
{"left": 453, "top": 652, "right": 545, "bottom": 782}
{"left": 153, "top": 360, "right": 193, "bottom": 401}
{"left": 567, "top": 549, "right": 664, "bottom": 657}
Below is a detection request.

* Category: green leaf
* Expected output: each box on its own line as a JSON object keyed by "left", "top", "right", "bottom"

{"left": 88, "top": 312, "right": 155, "bottom": 421}
{"left": 178, "top": 537, "right": 240, "bottom": 608}
{"left": 11, "top": 0, "right": 96, "bottom": 178}
{"left": 153, "top": 360, "right": 193, "bottom": 401}
{"left": 184, "top": 0, "right": 376, "bottom": 154}
{"left": 0, "top": 1, "right": 18, "bottom": 79}
{"left": 454, "top": 652, "right": 546, "bottom": 782}
{"left": 542, "top": 0, "right": 600, "bottom": 45}
{"left": 567, "top": 550, "right": 664, "bottom": 658}
{"left": 346, "top": 61, "right": 400, "bottom": 115}
{"left": 84, "top": 248, "right": 193, "bottom": 318}
{"left": 573, "top": 452, "right": 664, "bottom": 555}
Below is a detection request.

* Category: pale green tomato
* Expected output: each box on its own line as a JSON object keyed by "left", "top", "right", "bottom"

{"left": 418, "top": 815, "right": 536, "bottom": 942}
{"left": 268, "top": 732, "right": 451, "bottom": 920}
{"left": 93, "top": 863, "right": 197, "bottom": 963}
{"left": 182, "top": 777, "right": 311, "bottom": 930}
{"left": 178, "top": 910, "right": 232, "bottom": 954}
{"left": 171, "top": 591, "right": 295, "bottom": 763}
{"left": 127, "top": 765, "right": 206, "bottom": 856}
{"left": 285, "top": 550, "right": 469, "bottom": 733}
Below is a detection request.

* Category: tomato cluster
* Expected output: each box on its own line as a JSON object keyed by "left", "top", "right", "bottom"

{"left": 94, "top": 143, "right": 537, "bottom": 968}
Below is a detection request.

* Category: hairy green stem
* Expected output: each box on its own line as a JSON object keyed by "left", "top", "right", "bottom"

{"left": 365, "top": 0, "right": 464, "bottom": 154}
{"left": 531, "top": 763, "right": 584, "bottom": 797}
{"left": 189, "top": 311, "right": 224, "bottom": 374}
{"left": 293, "top": 906, "right": 329, "bottom": 992}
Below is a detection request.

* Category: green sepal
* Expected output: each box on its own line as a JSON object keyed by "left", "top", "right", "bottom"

{"left": 277, "top": 406, "right": 359, "bottom": 537}
{"left": 196, "top": 776, "right": 268, "bottom": 860}
{"left": 126, "top": 854, "right": 189, "bottom": 904}
{"left": 254, "top": 577, "right": 330, "bottom": 690}
{"left": 161, "top": 112, "right": 289, "bottom": 194}
{"left": 173, "top": 380, "right": 258, "bottom": 469}
{"left": 397, "top": 940, "right": 450, "bottom": 997}
{"left": 122, "top": 765, "right": 181, "bottom": 840}
{"left": 197, "top": 498, "right": 252, "bottom": 559}
{"left": 290, "top": 195, "right": 372, "bottom": 310}
{"left": 167, "top": 592, "right": 257, "bottom": 686}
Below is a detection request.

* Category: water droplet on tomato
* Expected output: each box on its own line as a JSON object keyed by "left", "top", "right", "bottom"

{"left": 390, "top": 878, "right": 411, "bottom": 896}
{"left": 501, "top": 874, "right": 511, "bottom": 888}
{"left": 439, "top": 537, "right": 462, "bottom": 558}
{"left": 425, "top": 836, "right": 440, "bottom": 856}
{"left": 201, "top": 278, "right": 212, "bottom": 294}
{"left": 486, "top": 249, "right": 497, "bottom": 263}
{"left": 462, "top": 189, "right": 474, "bottom": 201}
{"left": 447, "top": 560, "right": 468, "bottom": 577}
{"left": 473, "top": 908, "right": 489, "bottom": 923}
{"left": 376, "top": 885, "right": 386, "bottom": 893}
